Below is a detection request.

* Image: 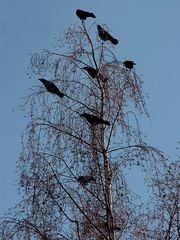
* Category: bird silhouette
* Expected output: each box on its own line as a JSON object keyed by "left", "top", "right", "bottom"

{"left": 97, "top": 25, "right": 118, "bottom": 45}
{"left": 83, "top": 66, "right": 98, "bottom": 78}
{"left": 76, "top": 9, "right": 96, "bottom": 20}
{"left": 83, "top": 66, "right": 107, "bottom": 81}
{"left": 80, "top": 113, "right": 110, "bottom": 126}
{"left": 77, "top": 176, "right": 95, "bottom": 185}
{"left": 123, "top": 60, "right": 136, "bottom": 70}
{"left": 39, "top": 78, "right": 64, "bottom": 98}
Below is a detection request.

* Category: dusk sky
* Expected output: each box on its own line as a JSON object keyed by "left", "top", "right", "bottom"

{"left": 0, "top": 0, "right": 180, "bottom": 216}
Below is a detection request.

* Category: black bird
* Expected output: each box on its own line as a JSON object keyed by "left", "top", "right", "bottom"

{"left": 76, "top": 9, "right": 96, "bottom": 20}
{"left": 77, "top": 176, "right": 95, "bottom": 185}
{"left": 114, "top": 226, "right": 121, "bottom": 231}
{"left": 123, "top": 60, "right": 136, "bottom": 70}
{"left": 83, "top": 66, "right": 98, "bottom": 78}
{"left": 83, "top": 66, "right": 107, "bottom": 82}
{"left": 39, "top": 78, "right": 64, "bottom": 98}
{"left": 80, "top": 113, "right": 110, "bottom": 126}
{"left": 97, "top": 25, "right": 118, "bottom": 45}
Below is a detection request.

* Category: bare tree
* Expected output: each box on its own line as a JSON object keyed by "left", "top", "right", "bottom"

{"left": 130, "top": 161, "right": 180, "bottom": 240}
{"left": 0, "top": 12, "right": 168, "bottom": 240}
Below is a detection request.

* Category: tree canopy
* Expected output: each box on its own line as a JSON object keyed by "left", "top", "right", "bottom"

{"left": 0, "top": 9, "right": 179, "bottom": 240}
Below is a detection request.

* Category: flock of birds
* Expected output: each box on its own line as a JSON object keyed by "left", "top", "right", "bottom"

{"left": 76, "top": 9, "right": 118, "bottom": 45}
{"left": 76, "top": 9, "right": 136, "bottom": 69}
{"left": 38, "top": 10, "right": 136, "bottom": 186}
{"left": 39, "top": 9, "right": 136, "bottom": 130}
{"left": 39, "top": 78, "right": 110, "bottom": 126}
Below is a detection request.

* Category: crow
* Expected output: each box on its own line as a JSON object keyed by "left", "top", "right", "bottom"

{"left": 76, "top": 9, "right": 96, "bottom": 20}
{"left": 77, "top": 176, "right": 95, "bottom": 185}
{"left": 97, "top": 25, "right": 118, "bottom": 45}
{"left": 39, "top": 78, "right": 64, "bottom": 98}
{"left": 83, "top": 66, "right": 98, "bottom": 78}
{"left": 83, "top": 66, "right": 106, "bottom": 82}
{"left": 114, "top": 226, "right": 121, "bottom": 231}
{"left": 123, "top": 60, "right": 136, "bottom": 70}
{"left": 80, "top": 113, "right": 110, "bottom": 126}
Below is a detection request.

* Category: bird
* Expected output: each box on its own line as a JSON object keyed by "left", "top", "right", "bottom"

{"left": 123, "top": 60, "right": 136, "bottom": 70}
{"left": 80, "top": 112, "right": 110, "bottom": 126}
{"left": 83, "top": 66, "right": 107, "bottom": 82}
{"left": 83, "top": 66, "right": 99, "bottom": 78}
{"left": 97, "top": 25, "right": 118, "bottom": 45}
{"left": 76, "top": 9, "right": 96, "bottom": 20}
{"left": 77, "top": 176, "right": 95, "bottom": 185}
{"left": 39, "top": 78, "right": 65, "bottom": 98}
{"left": 114, "top": 226, "right": 121, "bottom": 231}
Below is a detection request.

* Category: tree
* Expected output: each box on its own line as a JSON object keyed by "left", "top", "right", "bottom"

{"left": 0, "top": 11, "right": 169, "bottom": 240}
{"left": 130, "top": 161, "right": 180, "bottom": 240}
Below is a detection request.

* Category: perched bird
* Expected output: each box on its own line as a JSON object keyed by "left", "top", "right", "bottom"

{"left": 97, "top": 25, "right": 118, "bottom": 45}
{"left": 83, "top": 66, "right": 98, "bottom": 78}
{"left": 123, "top": 60, "right": 136, "bottom": 70}
{"left": 80, "top": 112, "right": 110, "bottom": 126}
{"left": 77, "top": 176, "right": 95, "bottom": 185}
{"left": 83, "top": 66, "right": 106, "bottom": 82}
{"left": 76, "top": 9, "right": 96, "bottom": 20}
{"left": 39, "top": 78, "right": 64, "bottom": 98}
{"left": 114, "top": 226, "right": 121, "bottom": 231}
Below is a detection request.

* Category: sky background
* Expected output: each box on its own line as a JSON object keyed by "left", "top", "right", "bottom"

{"left": 0, "top": 0, "right": 180, "bottom": 216}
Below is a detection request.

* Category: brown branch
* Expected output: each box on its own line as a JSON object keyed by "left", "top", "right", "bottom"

{"left": 41, "top": 152, "right": 106, "bottom": 208}
{"left": 34, "top": 120, "right": 102, "bottom": 153}
{"left": 46, "top": 161, "right": 109, "bottom": 240}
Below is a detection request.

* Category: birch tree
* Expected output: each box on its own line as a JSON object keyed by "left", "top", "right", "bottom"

{"left": 0, "top": 11, "right": 168, "bottom": 240}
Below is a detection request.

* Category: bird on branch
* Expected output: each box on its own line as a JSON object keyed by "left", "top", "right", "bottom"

{"left": 97, "top": 25, "right": 118, "bottom": 45}
{"left": 39, "top": 78, "right": 65, "bottom": 98}
{"left": 80, "top": 113, "right": 110, "bottom": 126}
{"left": 83, "top": 66, "right": 99, "bottom": 78}
{"left": 83, "top": 66, "right": 107, "bottom": 82}
{"left": 77, "top": 176, "right": 95, "bottom": 185}
{"left": 76, "top": 9, "right": 96, "bottom": 20}
{"left": 123, "top": 60, "right": 136, "bottom": 70}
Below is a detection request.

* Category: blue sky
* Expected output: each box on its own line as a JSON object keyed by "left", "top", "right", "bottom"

{"left": 0, "top": 0, "right": 180, "bottom": 216}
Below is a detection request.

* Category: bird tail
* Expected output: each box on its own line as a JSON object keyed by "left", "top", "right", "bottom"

{"left": 57, "top": 92, "right": 64, "bottom": 98}
{"left": 103, "top": 120, "right": 110, "bottom": 126}
{"left": 89, "top": 12, "right": 96, "bottom": 18}
{"left": 110, "top": 37, "right": 118, "bottom": 45}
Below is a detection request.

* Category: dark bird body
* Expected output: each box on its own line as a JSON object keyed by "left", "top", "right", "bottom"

{"left": 123, "top": 60, "right": 136, "bottom": 70}
{"left": 76, "top": 9, "right": 96, "bottom": 20}
{"left": 80, "top": 113, "right": 110, "bottom": 126}
{"left": 83, "top": 66, "right": 98, "bottom": 78}
{"left": 97, "top": 25, "right": 118, "bottom": 45}
{"left": 39, "top": 78, "right": 64, "bottom": 98}
{"left": 77, "top": 176, "right": 95, "bottom": 185}
{"left": 83, "top": 66, "right": 106, "bottom": 81}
